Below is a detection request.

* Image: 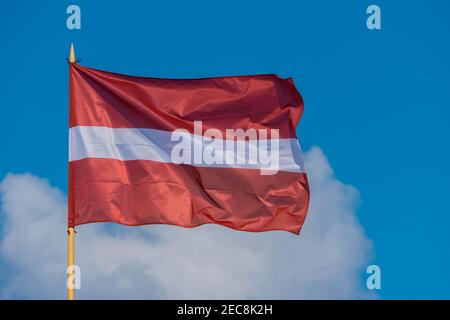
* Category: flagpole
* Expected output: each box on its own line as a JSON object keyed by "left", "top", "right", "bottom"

{"left": 67, "top": 43, "right": 76, "bottom": 300}
{"left": 67, "top": 226, "right": 75, "bottom": 300}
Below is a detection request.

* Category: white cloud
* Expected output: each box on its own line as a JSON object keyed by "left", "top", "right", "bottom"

{"left": 0, "top": 147, "right": 374, "bottom": 299}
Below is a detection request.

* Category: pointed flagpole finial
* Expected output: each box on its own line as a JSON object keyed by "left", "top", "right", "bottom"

{"left": 69, "top": 43, "right": 76, "bottom": 64}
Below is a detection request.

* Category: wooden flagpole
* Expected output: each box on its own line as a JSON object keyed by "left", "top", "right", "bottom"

{"left": 68, "top": 43, "right": 76, "bottom": 300}
{"left": 67, "top": 227, "right": 75, "bottom": 300}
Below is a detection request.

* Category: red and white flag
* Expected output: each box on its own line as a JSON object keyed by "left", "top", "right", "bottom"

{"left": 68, "top": 65, "right": 309, "bottom": 234}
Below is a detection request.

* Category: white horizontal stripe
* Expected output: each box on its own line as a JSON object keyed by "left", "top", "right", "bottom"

{"left": 69, "top": 126, "right": 305, "bottom": 173}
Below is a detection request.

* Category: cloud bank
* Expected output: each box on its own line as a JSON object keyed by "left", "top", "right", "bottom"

{"left": 0, "top": 147, "right": 373, "bottom": 299}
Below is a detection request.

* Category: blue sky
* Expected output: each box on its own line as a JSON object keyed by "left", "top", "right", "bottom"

{"left": 1, "top": 0, "right": 449, "bottom": 299}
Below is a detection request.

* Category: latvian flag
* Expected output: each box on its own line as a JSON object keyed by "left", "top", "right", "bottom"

{"left": 68, "top": 64, "right": 310, "bottom": 234}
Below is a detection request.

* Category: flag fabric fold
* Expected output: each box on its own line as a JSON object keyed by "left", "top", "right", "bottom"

{"left": 69, "top": 64, "right": 309, "bottom": 234}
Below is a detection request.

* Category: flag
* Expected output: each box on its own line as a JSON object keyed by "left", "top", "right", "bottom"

{"left": 68, "top": 64, "right": 309, "bottom": 234}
